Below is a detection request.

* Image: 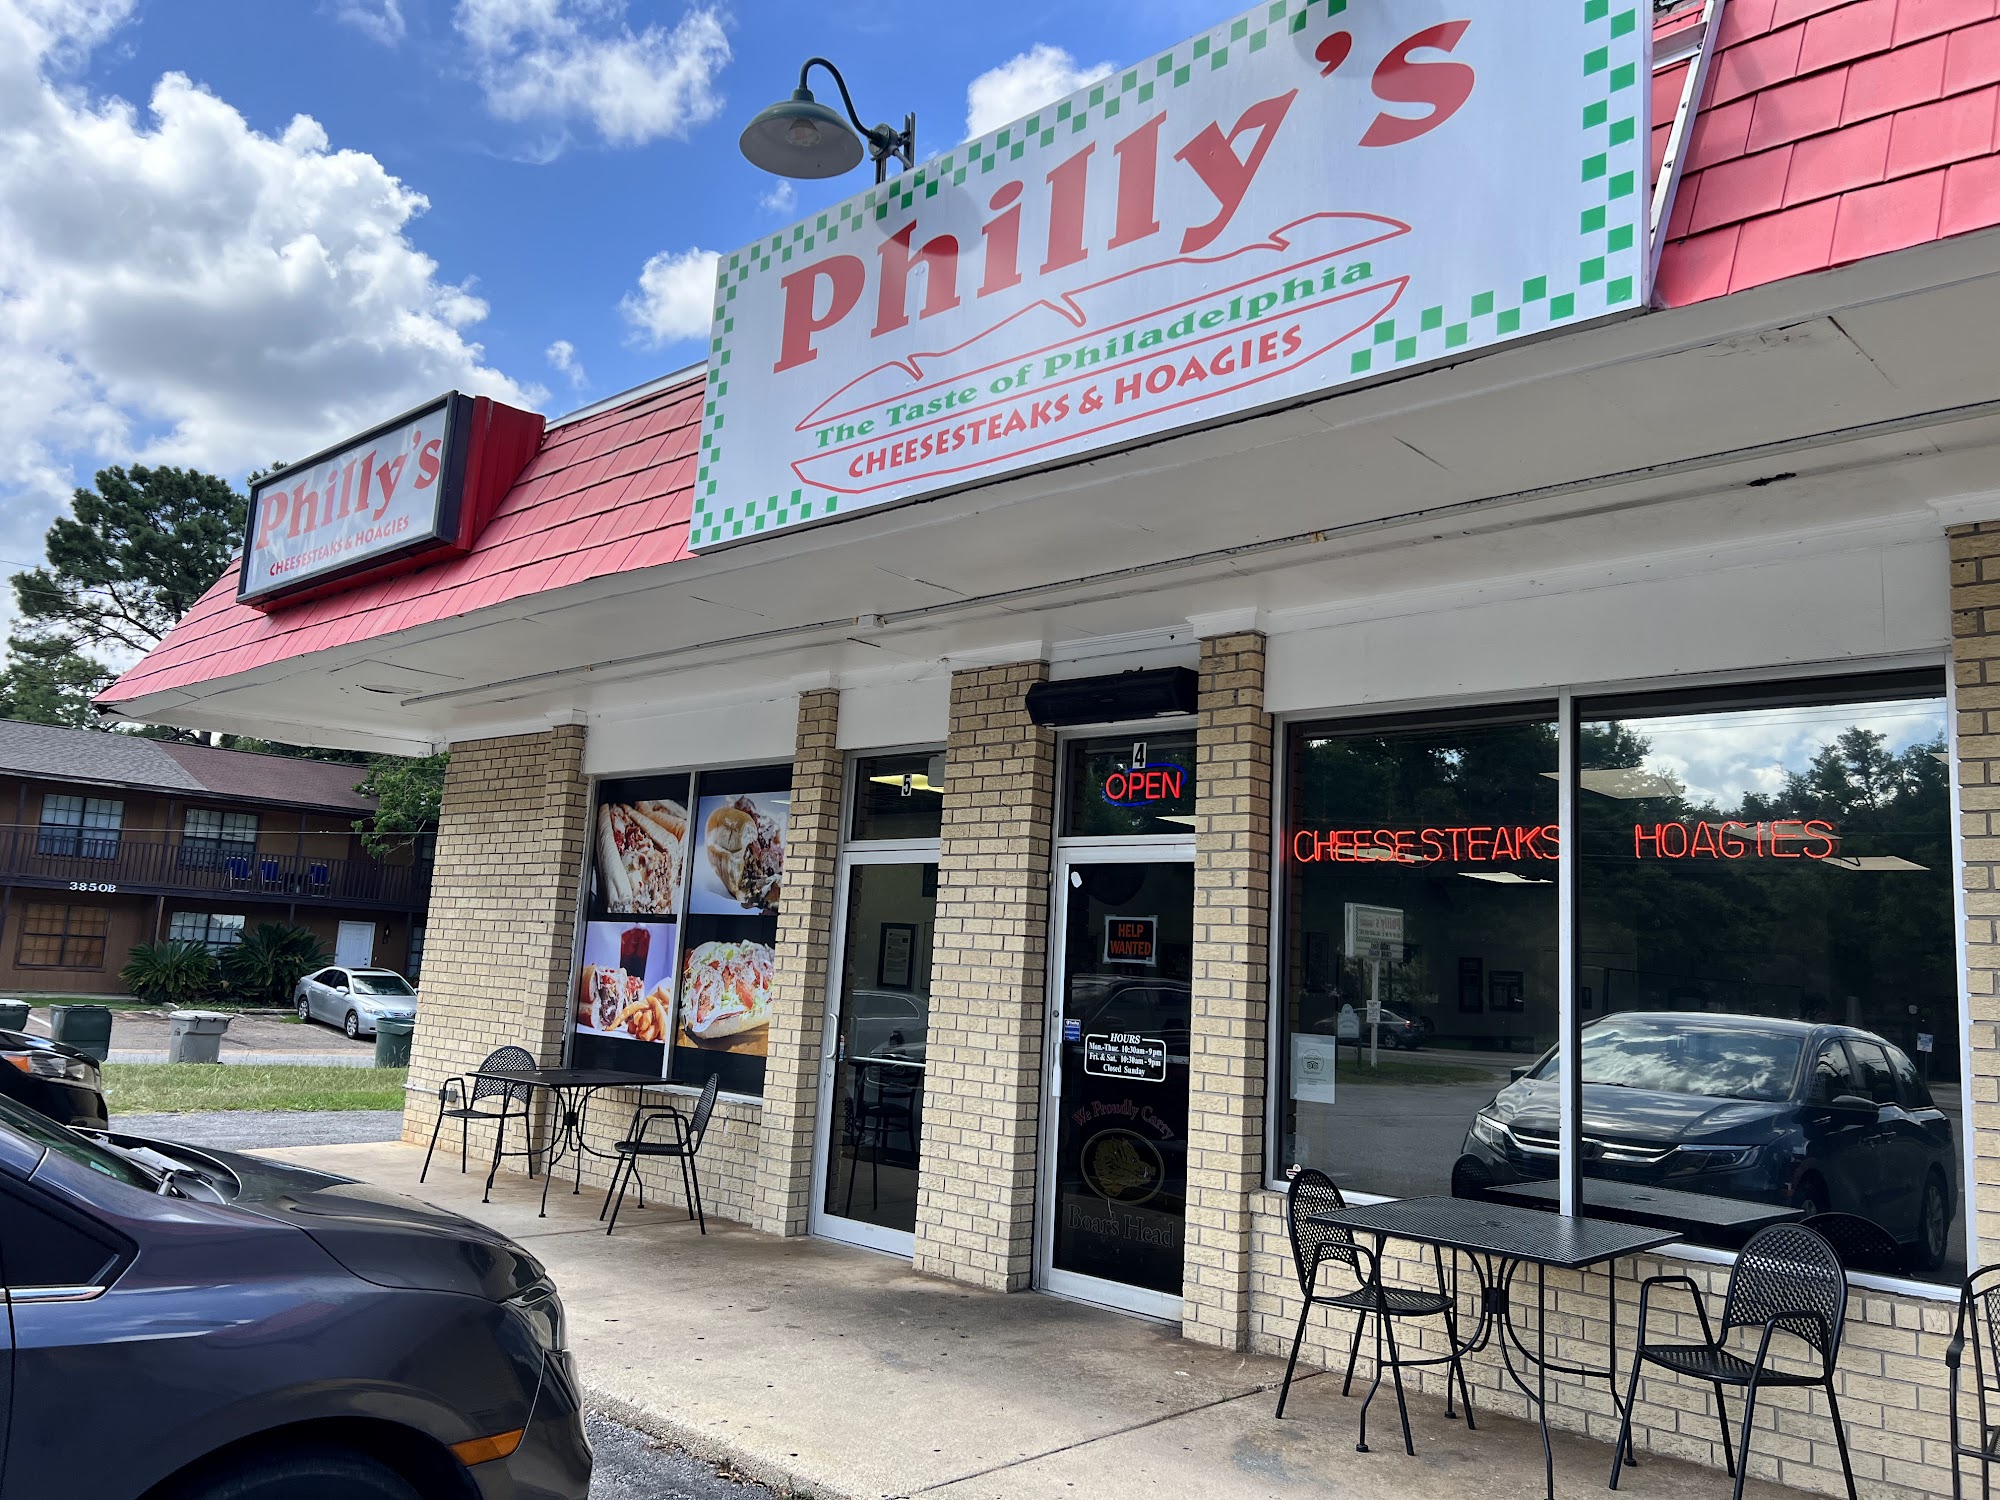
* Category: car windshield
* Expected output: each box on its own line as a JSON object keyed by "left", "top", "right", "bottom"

{"left": 1537, "top": 1017, "right": 1805, "bottom": 1102}
{"left": 0, "top": 1091, "right": 156, "bottom": 1190}
{"left": 351, "top": 974, "right": 414, "bottom": 997}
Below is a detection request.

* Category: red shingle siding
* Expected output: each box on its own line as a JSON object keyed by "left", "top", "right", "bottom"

{"left": 1659, "top": 0, "right": 2000, "bottom": 304}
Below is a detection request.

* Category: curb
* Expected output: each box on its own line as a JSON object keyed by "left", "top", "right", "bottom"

{"left": 584, "top": 1388, "right": 835, "bottom": 1500}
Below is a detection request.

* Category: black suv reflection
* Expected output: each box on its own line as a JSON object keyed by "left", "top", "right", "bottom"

{"left": 1451, "top": 1012, "right": 1955, "bottom": 1270}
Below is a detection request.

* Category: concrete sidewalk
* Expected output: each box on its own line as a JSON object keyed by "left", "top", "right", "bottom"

{"left": 263, "top": 1141, "right": 1811, "bottom": 1500}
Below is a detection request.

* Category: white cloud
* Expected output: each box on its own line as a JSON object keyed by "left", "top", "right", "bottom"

{"left": 621, "top": 247, "right": 719, "bottom": 348}
{"left": 0, "top": 0, "right": 539, "bottom": 629}
{"left": 546, "top": 337, "right": 587, "bottom": 388}
{"left": 758, "top": 178, "right": 795, "bottom": 217}
{"left": 965, "top": 44, "right": 1115, "bottom": 140}
{"left": 329, "top": 0, "right": 405, "bottom": 47}
{"left": 453, "top": 0, "right": 730, "bottom": 149}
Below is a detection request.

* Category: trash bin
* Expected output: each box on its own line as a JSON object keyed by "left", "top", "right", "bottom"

{"left": 0, "top": 999, "right": 30, "bottom": 1032}
{"left": 374, "top": 1015, "right": 415, "bottom": 1068}
{"left": 48, "top": 1004, "right": 113, "bottom": 1062}
{"left": 167, "top": 1010, "right": 233, "bottom": 1065}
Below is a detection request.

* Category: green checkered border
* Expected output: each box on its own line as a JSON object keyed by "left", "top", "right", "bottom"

{"left": 690, "top": 0, "right": 1648, "bottom": 549}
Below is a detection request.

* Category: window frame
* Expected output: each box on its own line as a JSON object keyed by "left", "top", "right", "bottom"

{"left": 36, "top": 793, "right": 124, "bottom": 860}
{"left": 180, "top": 807, "right": 260, "bottom": 868}
{"left": 16, "top": 902, "right": 110, "bottom": 970}
{"left": 166, "top": 911, "right": 246, "bottom": 955}
{"left": 1265, "top": 659, "right": 1970, "bottom": 1301}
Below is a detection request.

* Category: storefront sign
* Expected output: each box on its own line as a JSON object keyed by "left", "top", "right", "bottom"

{"left": 1632, "top": 819, "right": 1837, "bottom": 859}
{"left": 238, "top": 392, "right": 544, "bottom": 608}
{"left": 1343, "top": 901, "right": 1403, "bottom": 959}
{"left": 1104, "top": 915, "right": 1159, "bottom": 965}
{"left": 1085, "top": 1032, "right": 1169, "bottom": 1082}
{"left": 1102, "top": 763, "right": 1188, "bottom": 807}
{"left": 692, "top": 2, "right": 1648, "bottom": 549}
{"left": 1295, "top": 825, "right": 1561, "bottom": 864}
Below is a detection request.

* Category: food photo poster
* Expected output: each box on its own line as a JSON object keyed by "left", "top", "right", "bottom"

{"left": 593, "top": 773, "right": 692, "bottom": 917}
{"left": 690, "top": 789, "right": 788, "bottom": 916}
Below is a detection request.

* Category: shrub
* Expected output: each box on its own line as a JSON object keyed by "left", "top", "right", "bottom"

{"left": 121, "top": 941, "right": 219, "bottom": 1007}
{"left": 220, "top": 923, "right": 331, "bottom": 1007}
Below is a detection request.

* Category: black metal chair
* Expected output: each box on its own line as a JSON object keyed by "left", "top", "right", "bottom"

{"left": 421, "top": 1044, "right": 539, "bottom": 1203}
{"left": 1609, "top": 1223, "right": 1856, "bottom": 1500}
{"left": 601, "top": 1073, "right": 720, "bottom": 1235}
{"left": 842, "top": 1059, "right": 920, "bottom": 1214}
{"left": 1801, "top": 1211, "right": 1906, "bottom": 1277}
{"left": 1277, "top": 1168, "right": 1474, "bottom": 1456}
{"left": 1948, "top": 1263, "right": 2000, "bottom": 1499}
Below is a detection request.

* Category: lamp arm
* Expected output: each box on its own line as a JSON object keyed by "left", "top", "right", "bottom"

{"left": 798, "top": 58, "right": 872, "bottom": 139}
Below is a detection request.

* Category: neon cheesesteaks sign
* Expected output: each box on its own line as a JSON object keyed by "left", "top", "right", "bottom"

{"left": 1289, "top": 821, "right": 1844, "bottom": 864}
{"left": 691, "top": 2, "right": 1650, "bottom": 549}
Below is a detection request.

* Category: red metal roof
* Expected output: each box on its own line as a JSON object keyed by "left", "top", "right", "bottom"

{"left": 1657, "top": 0, "right": 2000, "bottom": 305}
{"left": 103, "top": 2, "right": 2000, "bottom": 708}
{"left": 105, "top": 378, "right": 701, "bottom": 706}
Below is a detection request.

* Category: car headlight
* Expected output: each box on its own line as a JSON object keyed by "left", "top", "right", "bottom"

{"left": 508, "top": 1280, "right": 568, "bottom": 1356}
{"left": 1668, "top": 1144, "right": 1761, "bottom": 1174}
{"left": 1470, "top": 1112, "right": 1513, "bottom": 1151}
{"left": 5, "top": 1052, "right": 97, "bottom": 1085}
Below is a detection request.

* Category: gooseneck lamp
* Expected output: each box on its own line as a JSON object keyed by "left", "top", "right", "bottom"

{"left": 739, "top": 57, "right": 915, "bottom": 184}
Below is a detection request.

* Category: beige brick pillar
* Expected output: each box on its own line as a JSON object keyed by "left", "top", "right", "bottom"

{"left": 755, "top": 688, "right": 843, "bottom": 1236}
{"left": 1182, "top": 632, "right": 1274, "bottom": 1348}
{"left": 402, "top": 726, "right": 589, "bottom": 1146}
{"left": 914, "top": 661, "right": 1057, "bottom": 1290}
{"left": 1950, "top": 522, "right": 2000, "bottom": 1266}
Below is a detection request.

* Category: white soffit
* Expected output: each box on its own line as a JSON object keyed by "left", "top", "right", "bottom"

{"left": 837, "top": 677, "right": 950, "bottom": 751}
{"left": 584, "top": 694, "right": 800, "bottom": 778}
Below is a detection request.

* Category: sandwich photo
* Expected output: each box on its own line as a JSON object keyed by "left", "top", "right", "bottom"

{"left": 701, "top": 795, "right": 784, "bottom": 913}
{"left": 680, "top": 940, "right": 774, "bottom": 1045}
{"left": 596, "top": 797, "right": 687, "bottom": 913}
{"left": 578, "top": 964, "right": 673, "bottom": 1042}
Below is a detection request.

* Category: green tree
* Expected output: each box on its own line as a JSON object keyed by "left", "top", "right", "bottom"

{"left": 2, "top": 465, "right": 247, "bottom": 728}
{"left": 354, "top": 753, "right": 449, "bottom": 857}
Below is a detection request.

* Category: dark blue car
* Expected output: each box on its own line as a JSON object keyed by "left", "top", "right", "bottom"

{"left": 1452, "top": 1011, "right": 1955, "bottom": 1270}
{"left": 0, "top": 1091, "right": 591, "bottom": 1499}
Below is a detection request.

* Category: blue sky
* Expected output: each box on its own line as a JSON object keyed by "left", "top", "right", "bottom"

{"left": 0, "top": 0, "right": 1241, "bottom": 614}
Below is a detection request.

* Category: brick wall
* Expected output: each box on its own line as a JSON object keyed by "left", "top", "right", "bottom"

{"left": 1951, "top": 519, "right": 2000, "bottom": 1271}
{"left": 1249, "top": 1193, "right": 1956, "bottom": 1498}
{"left": 755, "top": 688, "right": 842, "bottom": 1236}
{"left": 913, "top": 660, "right": 1057, "bottom": 1290}
{"left": 402, "top": 727, "right": 589, "bottom": 1148}
{"left": 1182, "top": 632, "right": 1274, "bottom": 1349}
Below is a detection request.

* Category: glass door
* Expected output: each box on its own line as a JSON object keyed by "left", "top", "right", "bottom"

{"left": 812, "top": 750, "right": 943, "bottom": 1256}
{"left": 1042, "top": 852, "right": 1195, "bottom": 1317}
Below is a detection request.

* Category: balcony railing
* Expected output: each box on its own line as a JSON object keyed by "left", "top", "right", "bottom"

{"left": 0, "top": 831, "right": 431, "bottom": 909}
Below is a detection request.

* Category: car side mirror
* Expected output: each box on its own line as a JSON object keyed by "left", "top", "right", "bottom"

{"left": 1509, "top": 1066, "right": 1530, "bottom": 1083}
{"left": 336, "top": 983, "right": 350, "bottom": 993}
{"left": 1829, "top": 1093, "right": 1875, "bottom": 1113}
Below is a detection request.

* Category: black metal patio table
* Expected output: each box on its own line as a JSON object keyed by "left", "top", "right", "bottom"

{"left": 1482, "top": 1178, "right": 1804, "bottom": 1236}
{"left": 1308, "top": 1195, "right": 1677, "bottom": 1500}
{"left": 471, "top": 1066, "right": 674, "bottom": 1216}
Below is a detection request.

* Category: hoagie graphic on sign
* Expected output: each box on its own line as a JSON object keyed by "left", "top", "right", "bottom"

{"left": 698, "top": 794, "right": 785, "bottom": 914}
{"left": 680, "top": 941, "right": 774, "bottom": 1049}
{"left": 596, "top": 798, "right": 687, "bottom": 914}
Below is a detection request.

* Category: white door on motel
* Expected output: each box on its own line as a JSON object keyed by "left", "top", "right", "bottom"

{"left": 335, "top": 921, "right": 375, "bottom": 969}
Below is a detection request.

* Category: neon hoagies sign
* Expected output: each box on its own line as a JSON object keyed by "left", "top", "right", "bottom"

{"left": 692, "top": 2, "right": 1650, "bottom": 549}
{"left": 1288, "top": 821, "right": 1844, "bottom": 864}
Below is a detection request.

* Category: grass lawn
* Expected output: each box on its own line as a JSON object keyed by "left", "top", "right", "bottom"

{"left": 103, "top": 1064, "right": 407, "bottom": 1114}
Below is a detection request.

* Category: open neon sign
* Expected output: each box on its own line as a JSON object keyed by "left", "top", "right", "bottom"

{"left": 1103, "top": 763, "right": 1189, "bottom": 807}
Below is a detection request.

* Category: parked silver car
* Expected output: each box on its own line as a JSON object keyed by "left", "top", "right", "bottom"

{"left": 294, "top": 966, "right": 417, "bottom": 1039}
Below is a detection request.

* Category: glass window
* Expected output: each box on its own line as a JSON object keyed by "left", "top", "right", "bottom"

{"left": 1280, "top": 710, "right": 1558, "bottom": 1200}
{"left": 37, "top": 795, "right": 123, "bottom": 859}
{"left": 181, "top": 808, "right": 258, "bottom": 869}
{"left": 407, "top": 923, "right": 426, "bottom": 982}
{"left": 850, "top": 752, "right": 945, "bottom": 841}
{"left": 167, "top": 912, "right": 245, "bottom": 954}
{"left": 351, "top": 973, "right": 414, "bottom": 996}
{"left": 16, "top": 903, "right": 109, "bottom": 969}
{"left": 1063, "top": 730, "right": 1197, "bottom": 838}
{"left": 1560, "top": 678, "right": 1961, "bottom": 1283}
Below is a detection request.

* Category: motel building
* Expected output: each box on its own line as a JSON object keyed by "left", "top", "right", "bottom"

{"left": 102, "top": 3, "right": 2000, "bottom": 1495}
